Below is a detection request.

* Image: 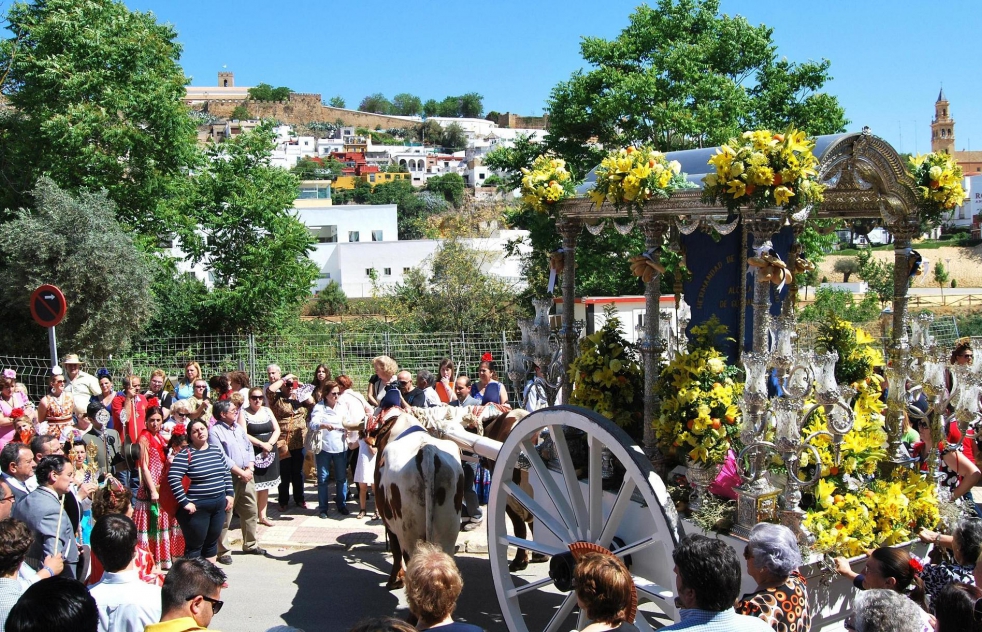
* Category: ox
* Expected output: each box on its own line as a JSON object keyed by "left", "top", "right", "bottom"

{"left": 371, "top": 410, "right": 464, "bottom": 590}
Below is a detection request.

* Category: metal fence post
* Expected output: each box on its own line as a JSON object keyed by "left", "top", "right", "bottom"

{"left": 339, "top": 332, "right": 345, "bottom": 375}
{"left": 248, "top": 334, "right": 256, "bottom": 385}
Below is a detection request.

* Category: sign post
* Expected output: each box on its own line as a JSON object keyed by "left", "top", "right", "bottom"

{"left": 29, "top": 284, "right": 67, "bottom": 369}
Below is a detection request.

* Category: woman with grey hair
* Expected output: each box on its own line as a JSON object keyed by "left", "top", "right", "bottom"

{"left": 847, "top": 589, "right": 924, "bottom": 632}
{"left": 736, "top": 523, "right": 811, "bottom": 631}
{"left": 918, "top": 517, "right": 982, "bottom": 611}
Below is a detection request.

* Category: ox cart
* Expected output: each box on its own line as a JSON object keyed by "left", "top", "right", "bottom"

{"left": 430, "top": 404, "right": 880, "bottom": 632}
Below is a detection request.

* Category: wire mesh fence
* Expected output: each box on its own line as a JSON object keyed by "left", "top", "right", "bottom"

{"left": 0, "top": 331, "right": 521, "bottom": 404}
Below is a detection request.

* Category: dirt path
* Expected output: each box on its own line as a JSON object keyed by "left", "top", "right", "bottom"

{"left": 818, "top": 244, "right": 982, "bottom": 287}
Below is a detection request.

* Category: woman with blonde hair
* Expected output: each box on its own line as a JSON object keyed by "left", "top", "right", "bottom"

{"left": 367, "top": 356, "right": 398, "bottom": 408}
{"left": 174, "top": 361, "right": 201, "bottom": 401}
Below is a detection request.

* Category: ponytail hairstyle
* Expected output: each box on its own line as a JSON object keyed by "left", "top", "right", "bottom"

{"left": 870, "top": 547, "right": 928, "bottom": 611}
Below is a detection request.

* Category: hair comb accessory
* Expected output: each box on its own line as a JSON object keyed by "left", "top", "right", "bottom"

{"left": 481, "top": 352, "right": 493, "bottom": 362}
{"left": 147, "top": 397, "right": 160, "bottom": 409}
{"left": 96, "top": 368, "right": 111, "bottom": 379}
{"left": 2, "top": 369, "right": 15, "bottom": 379}
{"left": 10, "top": 408, "right": 24, "bottom": 418}
{"left": 172, "top": 423, "right": 187, "bottom": 436}
{"left": 909, "top": 557, "right": 924, "bottom": 575}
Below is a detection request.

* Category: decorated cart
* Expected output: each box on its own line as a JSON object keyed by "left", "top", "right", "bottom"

{"left": 425, "top": 130, "right": 972, "bottom": 632}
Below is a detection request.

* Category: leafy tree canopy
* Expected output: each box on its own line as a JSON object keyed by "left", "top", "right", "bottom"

{"left": 291, "top": 156, "right": 344, "bottom": 180}
{"left": 425, "top": 173, "right": 465, "bottom": 207}
{"left": 392, "top": 93, "right": 423, "bottom": 116}
{"left": 440, "top": 122, "right": 467, "bottom": 152}
{"left": 327, "top": 95, "right": 346, "bottom": 108}
{"left": 247, "top": 83, "right": 292, "bottom": 101}
{"left": 0, "top": 178, "right": 154, "bottom": 355}
{"left": 359, "top": 93, "right": 393, "bottom": 114}
{"left": 546, "top": 0, "right": 848, "bottom": 175}
{"left": 0, "top": 0, "right": 200, "bottom": 238}
{"left": 230, "top": 104, "right": 252, "bottom": 120}
{"left": 176, "top": 122, "right": 318, "bottom": 332}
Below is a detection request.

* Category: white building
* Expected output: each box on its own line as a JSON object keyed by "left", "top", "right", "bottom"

{"left": 947, "top": 174, "right": 982, "bottom": 229}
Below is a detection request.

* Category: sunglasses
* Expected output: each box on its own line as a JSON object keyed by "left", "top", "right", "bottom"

{"left": 250, "top": 395, "right": 263, "bottom": 401}
{"left": 187, "top": 595, "right": 224, "bottom": 614}
{"left": 398, "top": 380, "right": 411, "bottom": 386}
{"left": 194, "top": 385, "right": 207, "bottom": 389}
{"left": 327, "top": 391, "right": 340, "bottom": 396}
{"left": 53, "top": 379, "right": 65, "bottom": 384}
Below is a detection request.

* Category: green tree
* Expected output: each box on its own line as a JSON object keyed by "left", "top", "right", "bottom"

{"left": 417, "top": 119, "right": 444, "bottom": 145}
{"left": 800, "top": 287, "right": 881, "bottom": 324}
{"left": 248, "top": 83, "right": 291, "bottom": 101}
{"left": 459, "top": 92, "right": 484, "bottom": 118}
{"left": 393, "top": 239, "right": 518, "bottom": 331}
{"left": 309, "top": 281, "right": 348, "bottom": 316}
{"left": 437, "top": 96, "right": 461, "bottom": 117}
{"left": 933, "top": 261, "right": 950, "bottom": 303}
{"left": 545, "top": 0, "right": 847, "bottom": 175}
{"left": 440, "top": 122, "right": 467, "bottom": 151}
{"left": 0, "top": 178, "right": 154, "bottom": 355}
{"left": 833, "top": 258, "right": 860, "bottom": 282}
{"left": 230, "top": 105, "right": 252, "bottom": 120}
{"left": 856, "top": 249, "right": 893, "bottom": 306}
{"left": 177, "top": 123, "right": 318, "bottom": 332}
{"left": 358, "top": 93, "right": 392, "bottom": 114}
{"left": 484, "top": 133, "right": 543, "bottom": 190}
{"left": 425, "top": 173, "right": 465, "bottom": 207}
{"left": 327, "top": 95, "right": 346, "bottom": 108}
{"left": 0, "top": 0, "right": 199, "bottom": 236}
{"left": 291, "top": 157, "right": 343, "bottom": 180}
{"left": 392, "top": 93, "right": 423, "bottom": 116}
{"left": 422, "top": 99, "right": 439, "bottom": 117}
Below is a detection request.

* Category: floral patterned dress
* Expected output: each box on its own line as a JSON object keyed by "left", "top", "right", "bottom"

{"left": 132, "top": 430, "right": 185, "bottom": 568}
{"left": 736, "top": 571, "right": 811, "bottom": 632}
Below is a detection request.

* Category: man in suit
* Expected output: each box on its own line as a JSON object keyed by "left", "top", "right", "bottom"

{"left": 450, "top": 376, "right": 482, "bottom": 407}
{"left": 0, "top": 443, "right": 36, "bottom": 502}
{"left": 12, "top": 455, "right": 80, "bottom": 579}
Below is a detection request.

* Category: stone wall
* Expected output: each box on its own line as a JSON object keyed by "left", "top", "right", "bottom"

{"left": 495, "top": 112, "right": 549, "bottom": 130}
{"left": 194, "top": 93, "right": 418, "bottom": 129}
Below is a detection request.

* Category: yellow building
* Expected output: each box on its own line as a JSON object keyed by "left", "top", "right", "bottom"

{"left": 330, "top": 172, "right": 411, "bottom": 190}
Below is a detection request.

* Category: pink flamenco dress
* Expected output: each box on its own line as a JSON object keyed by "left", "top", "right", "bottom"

{"left": 132, "top": 430, "right": 185, "bottom": 569}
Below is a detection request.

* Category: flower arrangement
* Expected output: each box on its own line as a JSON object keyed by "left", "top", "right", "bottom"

{"left": 798, "top": 318, "right": 939, "bottom": 556}
{"left": 653, "top": 317, "right": 742, "bottom": 466}
{"left": 702, "top": 127, "right": 825, "bottom": 213}
{"left": 907, "top": 152, "right": 968, "bottom": 225}
{"left": 588, "top": 146, "right": 694, "bottom": 211}
{"left": 568, "top": 306, "right": 645, "bottom": 439}
{"left": 520, "top": 155, "right": 577, "bottom": 214}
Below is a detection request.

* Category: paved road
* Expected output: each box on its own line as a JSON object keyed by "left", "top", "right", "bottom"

{"left": 214, "top": 545, "right": 508, "bottom": 632}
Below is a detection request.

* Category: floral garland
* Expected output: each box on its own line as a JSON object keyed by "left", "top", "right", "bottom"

{"left": 520, "top": 155, "right": 577, "bottom": 214}
{"left": 588, "top": 146, "right": 695, "bottom": 211}
{"left": 907, "top": 152, "right": 968, "bottom": 225}
{"left": 702, "top": 127, "right": 825, "bottom": 213}
{"left": 653, "top": 318, "right": 742, "bottom": 466}
{"left": 568, "top": 307, "right": 645, "bottom": 439}
{"left": 799, "top": 318, "right": 939, "bottom": 556}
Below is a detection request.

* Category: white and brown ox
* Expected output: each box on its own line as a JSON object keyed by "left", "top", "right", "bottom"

{"left": 371, "top": 410, "right": 465, "bottom": 590}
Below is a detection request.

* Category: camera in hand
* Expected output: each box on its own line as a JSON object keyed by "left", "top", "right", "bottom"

{"left": 285, "top": 380, "right": 296, "bottom": 388}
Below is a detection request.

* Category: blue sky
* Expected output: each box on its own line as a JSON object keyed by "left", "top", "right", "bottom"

{"left": 122, "top": 0, "right": 977, "bottom": 154}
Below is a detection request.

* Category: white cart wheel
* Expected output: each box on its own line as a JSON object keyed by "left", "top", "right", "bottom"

{"left": 488, "top": 406, "right": 684, "bottom": 632}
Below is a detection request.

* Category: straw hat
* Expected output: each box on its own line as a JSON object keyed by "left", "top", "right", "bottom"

{"left": 61, "top": 354, "right": 83, "bottom": 365}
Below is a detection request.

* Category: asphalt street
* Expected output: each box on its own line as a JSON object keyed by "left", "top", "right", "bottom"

{"left": 215, "top": 545, "right": 512, "bottom": 632}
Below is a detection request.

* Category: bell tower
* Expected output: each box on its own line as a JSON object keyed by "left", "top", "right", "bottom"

{"left": 218, "top": 71, "right": 234, "bottom": 88}
{"left": 931, "top": 88, "right": 954, "bottom": 154}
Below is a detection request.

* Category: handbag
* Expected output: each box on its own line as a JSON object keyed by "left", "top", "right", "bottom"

{"left": 304, "top": 422, "right": 323, "bottom": 454}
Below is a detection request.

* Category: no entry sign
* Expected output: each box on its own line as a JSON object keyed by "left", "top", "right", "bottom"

{"left": 30, "top": 284, "right": 67, "bottom": 328}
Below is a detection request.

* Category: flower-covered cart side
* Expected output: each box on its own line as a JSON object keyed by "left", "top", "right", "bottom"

{"left": 588, "top": 146, "right": 696, "bottom": 211}
{"left": 520, "top": 155, "right": 578, "bottom": 214}
{"left": 907, "top": 151, "right": 968, "bottom": 226}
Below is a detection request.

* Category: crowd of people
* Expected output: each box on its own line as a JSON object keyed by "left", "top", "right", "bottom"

{"left": 2, "top": 351, "right": 982, "bottom": 632}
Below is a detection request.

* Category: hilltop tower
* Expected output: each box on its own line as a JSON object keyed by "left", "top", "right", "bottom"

{"left": 931, "top": 88, "right": 954, "bottom": 154}
{"left": 218, "top": 71, "right": 234, "bottom": 88}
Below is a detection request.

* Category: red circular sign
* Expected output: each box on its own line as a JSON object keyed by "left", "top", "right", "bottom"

{"left": 29, "top": 284, "right": 67, "bottom": 327}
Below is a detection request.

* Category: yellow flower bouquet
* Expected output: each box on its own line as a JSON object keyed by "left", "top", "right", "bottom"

{"left": 520, "top": 155, "right": 577, "bottom": 214}
{"left": 907, "top": 151, "right": 968, "bottom": 225}
{"left": 653, "top": 318, "right": 742, "bottom": 466}
{"left": 702, "top": 127, "right": 825, "bottom": 213}
{"left": 568, "top": 307, "right": 645, "bottom": 440}
{"left": 798, "top": 318, "right": 939, "bottom": 556}
{"left": 588, "top": 146, "right": 695, "bottom": 211}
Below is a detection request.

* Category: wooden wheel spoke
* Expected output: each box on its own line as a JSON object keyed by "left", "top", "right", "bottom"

{"left": 577, "top": 608, "right": 589, "bottom": 631}
{"left": 500, "top": 535, "right": 566, "bottom": 558}
{"left": 504, "top": 479, "right": 575, "bottom": 543}
{"left": 549, "top": 425, "right": 589, "bottom": 540}
{"left": 521, "top": 438, "right": 581, "bottom": 539}
{"left": 507, "top": 576, "right": 554, "bottom": 598}
{"left": 633, "top": 611, "right": 655, "bottom": 632}
{"left": 587, "top": 436, "right": 603, "bottom": 541}
{"left": 543, "top": 591, "right": 578, "bottom": 632}
{"left": 613, "top": 536, "right": 656, "bottom": 558}
{"left": 597, "top": 476, "right": 637, "bottom": 549}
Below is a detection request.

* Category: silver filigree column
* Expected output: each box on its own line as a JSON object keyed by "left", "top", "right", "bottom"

{"left": 640, "top": 218, "right": 670, "bottom": 470}
{"left": 557, "top": 218, "right": 580, "bottom": 404}
{"left": 884, "top": 220, "right": 919, "bottom": 469}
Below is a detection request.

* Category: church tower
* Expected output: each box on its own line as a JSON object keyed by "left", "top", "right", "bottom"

{"left": 931, "top": 88, "right": 954, "bottom": 154}
{"left": 218, "top": 71, "right": 234, "bottom": 88}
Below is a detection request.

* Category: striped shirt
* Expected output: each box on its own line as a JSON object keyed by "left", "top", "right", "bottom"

{"left": 166, "top": 445, "right": 233, "bottom": 508}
